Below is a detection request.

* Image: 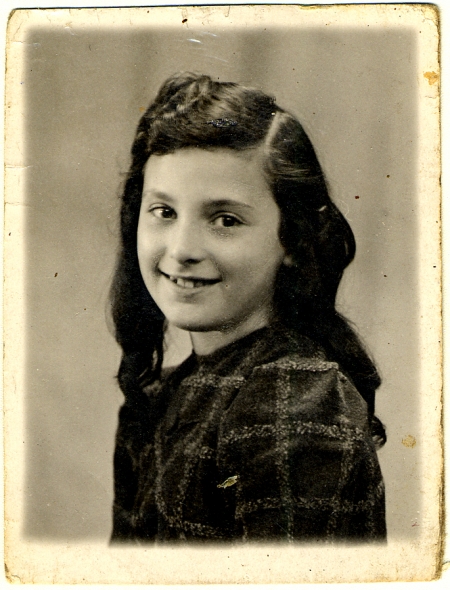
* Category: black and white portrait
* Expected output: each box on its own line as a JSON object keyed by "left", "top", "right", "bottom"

{"left": 3, "top": 3, "right": 441, "bottom": 583}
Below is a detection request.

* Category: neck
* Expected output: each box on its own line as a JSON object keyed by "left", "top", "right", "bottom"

{"left": 189, "top": 312, "right": 271, "bottom": 356}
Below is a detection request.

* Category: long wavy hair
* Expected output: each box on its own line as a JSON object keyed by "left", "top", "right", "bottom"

{"left": 110, "top": 72, "right": 382, "bottom": 424}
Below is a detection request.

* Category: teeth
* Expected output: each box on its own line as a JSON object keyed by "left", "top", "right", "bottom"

{"left": 169, "top": 275, "right": 196, "bottom": 288}
{"left": 179, "top": 278, "right": 195, "bottom": 289}
{"left": 165, "top": 273, "right": 219, "bottom": 289}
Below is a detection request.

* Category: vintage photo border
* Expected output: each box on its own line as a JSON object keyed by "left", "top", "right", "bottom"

{"left": 2, "top": 3, "right": 442, "bottom": 584}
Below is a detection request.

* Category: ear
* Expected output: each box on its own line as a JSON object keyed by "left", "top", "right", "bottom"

{"left": 283, "top": 253, "right": 295, "bottom": 267}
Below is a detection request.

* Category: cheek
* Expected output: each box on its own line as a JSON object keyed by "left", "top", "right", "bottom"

{"left": 226, "top": 239, "right": 284, "bottom": 286}
{"left": 136, "top": 225, "right": 148, "bottom": 274}
{"left": 137, "top": 220, "right": 160, "bottom": 268}
{"left": 249, "top": 233, "right": 285, "bottom": 271}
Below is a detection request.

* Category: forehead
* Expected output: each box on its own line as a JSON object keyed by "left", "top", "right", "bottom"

{"left": 142, "top": 147, "right": 273, "bottom": 205}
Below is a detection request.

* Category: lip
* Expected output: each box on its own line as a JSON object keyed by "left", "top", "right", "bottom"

{"left": 159, "top": 270, "right": 221, "bottom": 290}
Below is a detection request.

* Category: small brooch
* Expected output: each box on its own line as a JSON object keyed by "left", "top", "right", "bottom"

{"left": 217, "top": 475, "right": 239, "bottom": 489}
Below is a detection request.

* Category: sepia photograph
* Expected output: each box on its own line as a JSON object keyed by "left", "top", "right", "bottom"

{"left": 3, "top": 3, "right": 442, "bottom": 583}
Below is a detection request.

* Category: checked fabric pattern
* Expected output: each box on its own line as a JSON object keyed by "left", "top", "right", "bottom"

{"left": 111, "top": 324, "right": 386, "bottom": 543}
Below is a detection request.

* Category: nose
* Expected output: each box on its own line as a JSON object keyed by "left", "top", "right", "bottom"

{"left": 167, "top": 218, "right": 205, "bottom": 265}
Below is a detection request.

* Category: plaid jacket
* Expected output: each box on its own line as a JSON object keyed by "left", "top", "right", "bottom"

{"left": 111, "top": 324, "right": 386, "bottom": 543}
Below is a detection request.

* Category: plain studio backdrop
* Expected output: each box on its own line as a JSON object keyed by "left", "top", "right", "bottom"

{"left": 23, "top": 19, "right": 419, "bottom": 541}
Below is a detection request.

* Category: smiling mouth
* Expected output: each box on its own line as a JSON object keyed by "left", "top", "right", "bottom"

{"left": 160, "top": 271, "right": 220, "bottom": 289}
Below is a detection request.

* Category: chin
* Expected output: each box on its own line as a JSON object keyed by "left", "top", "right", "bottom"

{"left": 169, "top": 316, "right": 232, "bottom": 333}
{"left": 172, "top": 322, "right": 220, "bottom": 333}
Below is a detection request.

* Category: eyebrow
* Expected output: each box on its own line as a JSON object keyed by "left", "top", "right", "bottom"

{"left": 204, "top": 199, "right": 253, "bottom": 211}
{"left": 142, "top": 191, "right": 254, "bottom": 210}
{"left": 142, "top": 190, "right": 175, "bottom": 203}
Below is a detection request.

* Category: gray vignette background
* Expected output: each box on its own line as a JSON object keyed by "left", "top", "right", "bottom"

{"left": 23, "top": 22, "right": 420, "bottom": 541}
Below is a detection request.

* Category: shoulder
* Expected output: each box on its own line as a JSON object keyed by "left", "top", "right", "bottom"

{"left": 221, "top": 349, "right": 370, "bottom": 440}
{"left": 253, "top": 351, "right": 338, "bottom": 374}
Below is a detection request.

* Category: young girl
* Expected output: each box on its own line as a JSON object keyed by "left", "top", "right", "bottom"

{"left": 110, "top": 72, "right": 386, "bottom": 543}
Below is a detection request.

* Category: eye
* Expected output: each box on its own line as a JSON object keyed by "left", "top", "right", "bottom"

{"left": 149, "top": 205, "right": 176, "bottom": 220}
{"left": 212, "top": 214, "right": 243, "bottom": 228}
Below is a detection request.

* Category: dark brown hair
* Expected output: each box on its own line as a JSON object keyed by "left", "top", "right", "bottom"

{"left": 110, "top": 72, "right": 381, "bottom": 421}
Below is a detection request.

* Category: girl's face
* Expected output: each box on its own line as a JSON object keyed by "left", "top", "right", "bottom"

{"left": 137, "top": 147, "right": 288, "bottom": 349}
